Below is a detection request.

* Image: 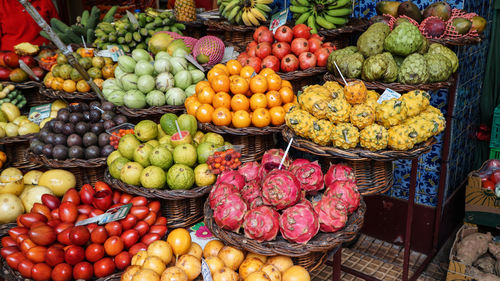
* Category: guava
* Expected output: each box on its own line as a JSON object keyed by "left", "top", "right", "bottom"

{"left": 140, "top": 166, "right": 166, "bottom": 189}
{"left": 133, "top": 143, "right": 153, "bottom": 167}
{"left": 109, "top": 157, "right": 129, "bottom": 179}
{"left": 173, "top": 144, "right": 197, "bottom": 167}
{"left": 194, "top": 164, "right": 216, "bottom": 186}
{"left": 177, "top": 114, "right": 197, "bottom": 137}
{"left": 118, "top": 134, "right": 141, "bottom": 160}
{"left": 107, "top": 150, "right": 123, "bottom": 167}
{"left": 200, "top": 132, "right": 224, "bottom": 147}
{"left": 146, "top": 140, "right": 159, "bottom": 147}
{"left": 196, "top": 142, "right": 217, "bottom": 164}
{"left": 120, "top": 162, "right": 144, "bottom": 186}
{"left": 166, "top": 164, "right": 194, "bottom": 190}
{"left": 134, "top": 120, "right": 158, "bottom": 142}
{"left": 149, "top": 146, "right": 173, "bottom": 170}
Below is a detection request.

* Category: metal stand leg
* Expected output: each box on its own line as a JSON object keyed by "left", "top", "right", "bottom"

{"left": 332, "top": 246, "right": 342, "bottom": 281}
{"left": 402, "top": 159, "right": 419, "bottom": 281}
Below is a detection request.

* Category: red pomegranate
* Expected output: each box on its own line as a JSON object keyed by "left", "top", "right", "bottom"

{"left": 3, "top": 52, "right": 19, "bottom": 68}
{"left": 310, "top": 33, "right": 324, "bottom": 41}
{"left": 274, "top": 26, "right": 293, "bottom": 43}
{"left": 20, "top": 56, "right": 36, "bottom": 68}
{"left": 255, "top": 42, "right": 272, "bottom": 59}
{"left": 247, "top": 45, "right": 257, "bottom": 57}
{"left": 246, "top": 41, "right": 258, "bottom": 53}
{"left": 292, "top": 24, "right": 312, "bottom": 39}
{"left": 314, "top": 48, "right": 331, "bottom": 67}
{"left": 272, "top": 42, "right": 291, "bottom": 60}
{"left": 237, "top": 52, "right": 249, "bottom": 65}
{"left": 253, "top": 26, "right": 270, "bottom": 42}
{"left": 246, "top": 56, "right": 262, "bottom": 73}
{"left": 31, "top": 66, "right": 45, "bottom": 80}
{"left": 0, "top": 67, "right": 11, "bottom": 80}
{"left": 0, "top": 52, "right": 6, "bottom": 67}
{"left": 257, "top": 30, "right": 274, "bottom": 44}
{"left": 261, "top": 55, "right": 280, "bottom": 72}
{"left": 281, "top": 54, "right": 299, "bottom": 72}
{"left": 298, "top": 52, "right": 317, "bottom": 70}
{"left": 291, "top": 38, "right": 309, "bottom": 56}
{"left": 308, "top": 38, "right": 323, "bottom": 53}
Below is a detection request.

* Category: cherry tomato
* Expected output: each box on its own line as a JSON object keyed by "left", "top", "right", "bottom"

{"left": 143, "top": 211, "right": 157, "bottom": 226}
{"left": 104, "top": 236, "right": 124, "bottom": 256}
{"left": 121, "top": 229, "right": 140, "bottom": 249}
{"left": 105, "top": 221, "right": 122, "bottom": 236}
{"left": 29, "top": 224, "right": 56, "bottom": 246}
{"left": 87, "top": 223, "right": 98, "bottom": 233}
{"left": 85, "top": 243, "right": 105, "bottom": 263}
{"left": 73, "top": 261, "right": 93, "bottom": 280}
{"left": 19, "top": 213, "right": 47, "bottom": 228}
{"left": 130, "top": 196, "right": 148, "bottom": 207}
{"left": 149, "top": 225, "right": 168, "bottom": 237}
{"left": 57, "top": 228, "right": 72, "bottom": 245}
{"left": 31, "top": 263, "right": 52, "bottom": 281}
{"left": 91, "top": 226, "right": 108, "bottom": 244}
{"left": 54, "top": 222, "right": 73, "bottom": 234}
{"left": 134, "top": 221, "right": 150, "bottom": 236}
{"left": 94, "top": 181, "right": 111, "bottom": 193}
{"left": 6, "top": 251, "right": 25, "bottom": 270}
{"left": 148, "top": 201, "right": 161, "bottom": 213}
{"left": 62, "top": 188, "right": 80, "bottom": 205}
{"left": 120, "top": 214, "right": 137, "bottom": 230}
{"left": 77, "top": 204, "right": 93, "bottom": 215}
{"left": 16, "top": 233, "right": 29, "bottom": 245}
{"left": 51, "top": 263, "right": 72, "bottom": 281}
{"left": 18, "top": 259, "right": 34, "bottom": 278}
{"left": 90, "top": 209, "right": 104, "bottom": 217}
{"left": 69, "top": 226, "right": 90, "bottom": 246}
{"left": 47, "top": 219, "right": 62, "bottom": 228}
{"left": 141, "top": 233, "right": 161, "bottom": 246}
{"left": 93, "top": 190, "right": 113, "bottom": 211}
{"left": 119, "top": 193, "right": 133, "bottom": 204}
{"left": 64, "top": 245, "right": 85, "bottom": 265}
{"left": 154, "top": 216, "right": 168, "bottom": 226}
{"left": 128, "top": 243, "right": 147, "bottom": 256}
{"left": 114, "top": 251, "right": 131, "bottom": 270}
{"left": 26, "top": 246, "right": 47, "bottom": 263}
{"left": 31, "top": 203, "right": 52, "bottom": 220}
{"left": 59, "top": 202, "right": 78, "bottom": 223}
{"left": 9, "top": 226, "right": 28, "bottom": 240}
{"left": 483, "top": 179, "right": 495, "bottom": 191}
{"left": 51, "top": 209, "right": 60, "bottom": 220}
{"left": 1, "top": 246, "right": 19, "bottom": 258}
{"left": 130, "top": 206, "right": 149, "bottom": 220}
{"left": 76, "top": 214, "right": 89, "bottom": 222}
{"left": 2, "top": 236, "right": 16, "bottom": 247}
{"left": 46, "top": 246, "right": 65, "bottom": 267}
{"left": 79, "top": 184, "right": 95, "bottom": 205}
{"left": 112, "top": 190, "right": 121, "bottom": 204}
{"left": 94, "top": 257, "right": 116, "bottom": 278}
{"left": 20, "top": 238, "right": 36, "bottom": 254}
{"left": 41, "top": 194, "right": 60, "bottom": 210}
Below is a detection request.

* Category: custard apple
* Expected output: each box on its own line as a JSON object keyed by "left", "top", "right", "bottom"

{"left": 357, "top": 22, "right": 391, "bottom": 58}
{"left": 398, "top": 53, "right": 429, "bottom": 85}
{"left": 418, "top": 37, "right": 430, "bottom": 54}
{"left": 380, "top": 52, "right": 398, "bottom": 83}
{"left": 424, "top": 53, "right": 452, "bottom": 82}
{"left": 362, "top": 54, "right": 387, "bottom": 81}
{"left": 427, "top": 43, "right": 459, "bottom": 72}
{"left": 384, "top": 22, "right": 423, "bottom": 56}
{"left": 338, "top": 52, "right": 364, "bottom": 78}
{"left": 394, "top": 56, "right": 405, "bottom": 67}
{"left": 327, "top": 46, "right": 358, "bottom": 73}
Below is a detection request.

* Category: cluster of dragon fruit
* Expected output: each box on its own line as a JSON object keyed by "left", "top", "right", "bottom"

{"left": 208, "top": 149, "right": 361, "bottom": 244}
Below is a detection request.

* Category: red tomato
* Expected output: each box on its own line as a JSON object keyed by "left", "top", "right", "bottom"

{"left": 59, "top": 202, "right": 78, "bottom": 223}
{"left": 9, "top": 226, "right": 28, "bottom": 240}
{"left": 69, "top": 226, "right": 90, "bottom": 246}
{"left": 31, "top": 203, "right": 52, "bottom": 220}
{"left": 93, "top": 190, "right": 113, "bottom": 211}
{"left": 110, "top": 203, "right": 125, "bottom": 209}
{"left": 57, "top": 228, "right": 72, "bottom": 245}
{"left": 54, "top": 222, "right": 73, "bottom": 234}
{"left": 51, "top": 209, "right": 60, "bottom": 220}
{"left": 128, "top": 243, "right": 147, "bottom": 256}
{"left": 87, "top": 223, "right": 98, "bottom": 232}
{"left": 114, "top": 251, "right": 131, "bottom": 270}
{"left": 46, "top": 246, "right": 65, "bottom": 267}
{"left": 491, "top": 170, "right": 500, "bottom": 184}
{"left": 41, "top": 194, "right": 60, "bottom": 210}
{"left": 120, "top": 214, "right": 137, "bottom": 230}
{"left": 20, "top": 238, "right": 36, "bottom": 254}
{"left": 154, "top": 216, "right": 168, "bottom": 226}
{"left": 104, "top": 236, "right": 124, "bottom": 256}
{"left": 130, "top": 196, "right": 148, "bottom": 207}
{"left": 47, "top": 219, "right": 62, "bottom": 228}
{"left": 2, "top": 236, "right": 16, "bottom": 247}
{"left": 119, "top": 193, "right": 133, "bottom": 204}
{"left": 121, "top": 229, "right": 140, "bottom": 249}
{"left": 94, "top": 257, "right": 115, "bottom": 278}
{"left": 79, "top": 184, "right": 95, "bottom": 205}
{"left": 483, "top": 180, "right": 495, "bottom": 191}
{"left": 31, "top": 263, "right": 52, "bottom": 281}
{"left": 76, "top": 214, "right": 89, "bottom": 222}
{"left": 94, "top": 181, "right": 111, "bottom": 193}
{"left": 26, "top": 246, "right": 47, "bottom": 263}
{"left": 19, "top": 213, "right": 47, "bottom": 228}
{"left": 6, "top": 251, "right": 25, "bottom": 270}
{"left": 62, "top": 188, "right": 80, "bottom": 205}
{"left": 143, "top": 211, "right": 157, "bottom": 226}
{"left": 91, "top": 226, "right": 108, "bottom": 244}
{"left": 77, "top": 205, "right": 93, "bottom": 215}
{"left": 149, "top": 225, "right": 168, "bottom": 237}
{"left": 16, "top": 233, "right": 29, "bottom": 245}
{"left": 51, "top": 263, "right": 72, "bottom": 281}
{"left": 105, "top": 221, "right": 122, "bottom": 236}
{"left": 134, "top": 221, "right": 150, "bottom": 236}
{"left": 18, "top": 259, "right": 34, "bottom": 278}
{"left": 148, "top": 201, "right": 161, "bottom": 213}
{"left": 141, "top": 233, "right": 161, "bottom": 246}
{"left": 64, "top": 245, "right": 85, "bottom": 265}
{"left": 112, "top": 190, "right": 121, "bottom": 204}
{"left": 29, "top": 224, "right": 56, "bottom": 246}
{"left": 85, "top": 243, "right": 105, "bottom": 263}
{"left": 130, "top": 206, "right": 149, "bottom": 220}
{"left": 73, "top": 262, "right": 93, "bottom": 280}
{"left": 1, "top": 246, "right": 20, "bottom": 258}
{"left": 90, "top": 209, "right": 104, "bottom": 217}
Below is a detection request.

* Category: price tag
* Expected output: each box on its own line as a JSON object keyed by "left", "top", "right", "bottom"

{"left": 269, "top": 8, "right": 289, "bottom": 34}
{"left": 18, "top": 60, "right": 39, "bottom": 81}
{"left": 201, "top": 259, "right": 213, "bottom": 281}
{"left": 184, "top": 54, "right": 204, "bottom": 71}
{"left": 75, "top": 204, "right": 132, "bottom": 226}
{"left": 29, "top": 103, "right": 52, "bottom": 125}
{"left": 107, "top": 45, "right": 125, "bottom": 61}
{"left": 377, "top": 88, "right": 401, "bottom": 104}
{"left": 126, "top": 10, "right": 139, "bottom": 26}
{"left": 221, "top": 46, "right": 234, "bottom": 64}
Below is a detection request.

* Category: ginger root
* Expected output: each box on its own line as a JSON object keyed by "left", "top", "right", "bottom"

{"left": 456, "top": 232, "right": 493, "bottom": 265}
{"left": 489, "top": 243, "right": 500, "bottom": 275}
{"left": 473, "top": 256, "right": 496, "bottom": 274}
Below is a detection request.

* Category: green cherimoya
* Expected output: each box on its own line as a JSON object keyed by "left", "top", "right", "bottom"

{"left": 418, "top": 37, "right": 430, "bottom": 54}
{"left": 327, "top": 46, "right": 358, "bottom": 73}
{"left": 338, "top": 52, "right": 364, "bottom": 78}
{"left": 380, "top": 52, "right": 398, "bottom": 83}
{"left": 427, "top": 43, "right": 459, "bottom": 73}
{"left": 424, "top": 53, "right": 453, "bottom": 82}
{"left": 357, "top": 22, "right": 391, "bottom": 58}
{"left": 398, "top": 53, "right": 429, "bottom": 85}
{"left": 362, "top": 54, "right": 387, "bottom": 81}
{"left": 384, "top": 21, "right": 424, "bottom": 56}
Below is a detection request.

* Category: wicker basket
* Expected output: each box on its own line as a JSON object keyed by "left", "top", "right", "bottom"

{"left": 181, "top": 20, "right": 208, "bottom": 39}
{"left": 116, "top": 105, "right": 185, "bottom": 118}
{"left": 278, "top": 67, "right": 328, "bottom": 92}
{"left": 205, "top": 19, "right": 258, "bottom": 47}
{"left": 39, "top": 84, "right": 99, "bottom": 101}
{"left": 27, "top": 151, "right": 106, "bottom": 168}
{"left": 23, "top": 86, "right": 53, "bottom": 107}
{"left": 1, "top": 81, "right": 41, "bottom": 90}
{"left": 428, "top": 35, "right": 483, "bottom": 46}
{"left": 104, "top": 169, "right": 211, "bottom": 228}
{"left": 1, "top": 135, "right": 39, "bottom": 169}
{"left": 317, "top": 18, "right": 370, "bottom": 39}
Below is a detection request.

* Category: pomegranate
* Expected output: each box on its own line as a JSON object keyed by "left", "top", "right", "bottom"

{"left": 253, "top": 26, "right": 269, "bottom": 42}
{"left": 261, "top": 149, "right": 291, "bottom": 172}
{"left": 308, "top": 38, "right": 322, "bottom": 53}
{"left": 31, "top": 66, "right": 45, "bottom": 80}
{"left": 237, "top": 52, "right": 249, "bottom": 66}
{"left": 261, "top": 170, "right": 301, "bottom": 210}
{"left": 213, "top": 193, "right": 247, "bottom": 232}
{"left": 240, "top": 180, "right": 262, "bottom": 205}
{"left": 292, "top": 24, "right": 312, "bottom": 39}
{"left": 298, "top": 52, "right": 317, "bottom": 70}
{"left": 261, "top": 56, "right": 280, "bottom": 72}
{"left": 314, "top": 197, "right": 348, "bottom": 233}
{"left": 209, "top": 183, "right": 240, "bottom": 209}
{"left": 291, "top": 38, "right": 309, "bottom": 56}
{"left": 255, "top": 42, "right": 272, "bottom": 59}
{"left": 289, "top": 158, "right": 310, "bottom": 173}
{"left": 238, "top": 161, "right": 261, "bottom": 182}
{"left": 257, "top": 30, "right": 274, "bottom": 44}
{"left": 324, "top": 180, "right": 360, "bottom": 214}
{"left": 279, "top": 200, "right": 319, "bottom": 244}
{"left": 295, "top": 161, "right": 324, "bottom": 193}
{"left": 310, "top": 33, "right": 324, "bottom": 41}
{"left": 245, "top": 56, "right": 262, "bottom": 73}
{"left": 243, "top": 206, "right": 280, "bottom": 242}
{"left": 272, "top": 42, "right": 291, "bottom": 60}
{"left": 314, "top": 48, "right": 331, "bottom": 67}
{"left": 281, "top": 54, "right": 299, "bottom": 72}
{"left": 246, "top": 41, "right": 258, "bottom": 53}
{"left": 20, "top": 56, "right": 36, "bottom": 68}
{"left": 0, "top": 67, "right": 11, "bottom": 80}
{"left": 274, "top": 26, "right": 293, "bottom": 43}
{"left": 3, "top": 52, "right": 19, "bottom": 68}
{"left": 247, "top": 45, "right": 257, "bottom": 57}
{"left": 215, "top": 170, "right": 245, "bottom": 190}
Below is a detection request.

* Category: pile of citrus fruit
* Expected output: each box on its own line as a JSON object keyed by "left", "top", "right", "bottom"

{"left": 185, "top": 60, "right": 297, "bottom": 128}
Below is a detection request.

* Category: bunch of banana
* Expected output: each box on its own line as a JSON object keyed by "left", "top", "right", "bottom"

{"left": 218, "top": 0, "right": 273, "bottom": 26}
{"left": 290, "top": 0, "right": 353, "bottom": 33}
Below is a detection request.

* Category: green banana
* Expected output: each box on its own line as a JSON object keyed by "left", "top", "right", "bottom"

{"left": 323, "top": 14, "right": 349, "bottom": 25}
{"left": 307, "top": 15, "right": 318, "bottom": 34}
{"left": 328, "top": 0, "right": 351, "bottom": 9}
{"left": 81, "top": 10, "right": 89, "bottom": 27}
{"left": 255, "top": 4, "right": 271, "bottom": 13}
{"left": 173, "top": 23, "right": 186, "bottom": 30}
{"left": 289, "top": 5, "right": 311, "bottom": 13}
{"left": 227, "top": 6, "right": 240, "bottom": 22}
{"left": 223, "top": 0, "right": 240, "bottom": 15}
{"left": 315, "top": 15, "right": 336, "bottom": 29}
{"left": 295, "top": 11, "right": 311, "bottom": 25}
{"left": 326, "top": 7, "right": 352, "bottom": 17}
{"left": 296, "top": 0, "right": 311, "bottom": 7}
{"left": 103, "top": 6, "right": 117, "bottom": 23}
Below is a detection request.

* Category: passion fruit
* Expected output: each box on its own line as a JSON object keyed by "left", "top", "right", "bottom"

{"left": 186, "top": 242, "right": 202, "bottom": 260}
{"left": 282, "top": 266, "right": 310, "bottom": 281}
{"left": 205, "top": 256, "right": 225, "bottom": 273}
{"left": 161, "top": 266, "right": 188, "bottom": 281}
{"left": 266, "top": 256, "right": 293, "bottom": 273}
{"left": 167, "top": 228, "right": 192, "bottom": 258}
{"left": 203, "top": 240, "right": 224, "bottom": 258}
{"left": 147, "top": 240, "right": 173, "bottom": 264}
{"left": 239, "top": 258, "right": 264, "bottom": 279}
{"left": 176, "top": 254, "right": 201, "bottom": 281}
{"left": 218, "top": 246, "right": 245, "bottom": 271}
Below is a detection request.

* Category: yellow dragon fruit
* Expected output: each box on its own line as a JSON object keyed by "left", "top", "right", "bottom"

{"left": 332, "top": 123, "right": 359, "bottom": 149}
{"left": 401, "top": 90, "right": 430, "bottom": 117}
{"left": 360, "top": 124, "right": 388, "bottom": 151}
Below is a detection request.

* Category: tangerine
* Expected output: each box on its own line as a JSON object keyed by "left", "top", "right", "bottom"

{"left": 249, "top": 75, "right": 268, "bottom": 93}
{"left": 283, "top": 103, "right": 296, "bottom": 112}
{"left": 62, "top": 80, "right": 76, "bottom": 93}
{"left": 226, "top": 60, "right": 242, "bottom": 76}
{"left": 266, "top": 91, "right": 282, "bottom": 107}
{"left": 250, "top": 93, "right": 268, "bottom": 111}
{"left": 198, "top": 87, "right": 216, "bottom": 104}
{"left": 266, "top": 74, "right": 282, "bottom": 91}
{"left": 213, "top": 64, "right": 229, "bottom": 75}
{"left": 187, "top": 100, "right": 202, "bottom": 116}
{"left": 259, "top": 68, "right": 275, "bottom": 77}
{"left": 269, "top": 106, "right": 286, "bottom": 126}
{"left": 281, "top": 80, "right": 292, "bottom": 89}
{"left": 232, "top": 110, "right": 251, "bottom": 128}
{"left": 212, "top": 92, "right": 231, "bottom": 109}
{"left": 207, "top": 68, "right": 227, "bottom": 82}
{"left": 229, "top": 76, "right": 249, "bottom": 95}
{"left": 251, "top": 108, "right": 271, "bottom": 127}
{"left": 279, "top": 87, "right": 294, "bottom": 104}
{"left": 211, "top": 75, "right": 230, "bottom": 93}
{"left": 212, "top": 107, "right": 232, "bottom": 126}
{"left": 76, "top": 80, "right": 91, "bottom": 92}
{"left": 195, "top": 104, "right": 215, "bottom": 123}
{"left": 196, "top": 81, "right": 211, "bottom": 94}
{"left": 185, "top": 95, "right": 199, "bottom": 107}
{"left": 240, "top": 66, "right": 256, "bottom": 79}
{"left": 51, "top": 77, "right": 64, "bottom": 91}
{"left": 231, "top": 94, "right": 250, "bottom": 111}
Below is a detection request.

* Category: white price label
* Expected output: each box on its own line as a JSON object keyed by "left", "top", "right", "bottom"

{"left": 269, "top": 8, "right": 289, "bottom": 34}
{"left": 126, "top": 10, "right": 139, "bottom": 26}
{"left": 377, "top": 88, "right": 401, "bottom": 104}
{"left": 201, "top": 259, "right": 213, "bottom": 281}
{"left": 185, "top": 54, "right": 205, "bottom": 71}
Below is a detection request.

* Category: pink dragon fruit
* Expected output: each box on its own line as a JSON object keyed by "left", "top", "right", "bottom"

{"left": 213, "top": 193, "right": 248, "bottom": 232}
{"left": 192, "top": 36, "right": 225, "bottom": 66}
{"left": 279, "top": 200, "right": 320, "bottom": 244}
{"left": 180, "top": 36, "right": 198, "bottom": 52}
{"left": 261, "top": 149, "right": 292, "bottom": 173}
{"left": 243, "top": 206, "right": 280, "bottom": 242}
{"left": 262, "top": 170, "right": 301, "bottom": 210}
{"left": 289, "top": 158, "right": 311, "bottom": 173}
{"left": 324, "top": 180, "right": 360, "bottom": 214}
{"left": 240, "top": 180, "right": 262, "bottom": 205}
{"left": 238, "top": 161, "right": 262, "bottom": 182}
{"left": 250, "top": 197, "right": 266, "bottom": 209}
{"left": 314, "top": 197, "right": 348, "bottom": 233}
{"left": 295, "top": 161, "right": 324, "bottom": 193}
{"left": 324, "top": 163, "right": 355, "bottom": 187}
{"left": 209, "top": 183, "right": 239, "bottom": 209}
{"left": 216, "top": 170, "right": 245, "bottom": 190}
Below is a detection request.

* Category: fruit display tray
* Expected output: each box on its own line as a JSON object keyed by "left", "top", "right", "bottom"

{"left": 39, "top": 84, "right": 98, "bottom": 101}
{"left": 198, "top": 122, "right": 285, "bottom": 136}
{"left": 27, "top": 151, "right": 106, "bottom": 168}
{"left": 116, "top": 104, "right": 185, "bottom": 118}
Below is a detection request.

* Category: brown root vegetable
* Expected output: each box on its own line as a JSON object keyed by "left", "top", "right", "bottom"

{"left": 488, "top": 243, "right": 500, "bottom": 275}
{"left": 476, "top": 272, "right": 500, "bottom": 281}
{"left": 473, "top": 256, "right": 496, "bottom": 274}
{"left": 456, "top": 232, "right": 493, "bottom": 265}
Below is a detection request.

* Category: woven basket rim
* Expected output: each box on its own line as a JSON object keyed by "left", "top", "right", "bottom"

{"left": 0, "top": 133, "right": 36, "bottom": 145}
{"left": 117, "top": 104, "right": 185, "bottom": 117}
{"left": 277, "top": 67, "right": 328, "bottom": 81}
{"left": 204, "top": 19, "right": 262, "bottom": 32}
{"left": 282, "top": 126, "right": 436, "bottom": 161}
{"left": 39, "top": 84, "right": 99, "bottom": 100}
{"left": 104, "top": 169, "right": 212, "bottom": 199}
{"left": 428, "top": 35, "right": 483, "bottom": 46}
{"left": 1, "top": 81, "right": 41, "bottom": 89}
{"left": 204, "top": 198, "right": 366, "bottom": 256}
{"left": 199, "top": 122, "right": 285, "bottom": 136}
{"left": 317, "top": 18, "right": 371, "bottom": 37}
{"left": 27, "top": 150, "right": 106, "bottom": 168}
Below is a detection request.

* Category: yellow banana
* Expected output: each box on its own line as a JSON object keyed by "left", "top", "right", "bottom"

{"left": 246, "top": 9, "right": 260, "bottom": 25}
{"left": 242, "top": 10, "right": 252, "bottom": 26}
{"left": 250, "top": 8, "right": 267, "bottom": 21}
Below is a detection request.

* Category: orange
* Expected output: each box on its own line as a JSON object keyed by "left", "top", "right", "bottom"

{"left": 212, "top": 92, "right": 231, "bottom": 109}
{"left": 51, "top": 77, "right": 64, "bottom": 91}
{"left": 62, "top": 80, "right": 76, "bottom": 93}
{"left": 283, "top": 102, "right": 296, "bottom": 112}
{"left": 251, "top": 108, "right": 271, "bottom": 128}
{"left": 187, "top": 100, "right": 202, "bottom": 116}
{"left": 231, "top": 94, "right": 250, "bottom": 111}
{"left": 279, "top": 87, "right": 295, "bottom": 104}
{"left": 266, "top": 91, "right": 282, "bottom": 107}
{"left": 196, "top": 81, "right": 211, "bottom": 94}
{"left": 229, "top": 76, "right": 249, "bottom": 95}
{"left": 211, "top": 75, "right": 230, "bottom": 93}
{"left": 249, "top": 75, "right": 268, "bottom": 94}
{"left": 207, "top": 67, "right": 227, "bottom": 82}
{"left": 185, "top": 95, "right": 199, "bottom": 107}
{"left": 269, "top": 106, "right": 286, "bottom": 126}
{"left": 76, "top": 80, "right": 91, "bottom": 92}
{"left": 240, "top": 66, "right": 256, "bottom": 79}
{"left": 281, "top": 80, "right": 292, "bottom": 89}
{"left": 212, "top": 107, "right": 232, "bottom": 126}
{"left": 44, "top": 76, "right": 54, "bottom": 88}
{"left": 259, "top": 68, "right": 275, "bottom": 77}
{"left": 250, "top": 93, "right": 268, "bottom": 111}
{"left": 198, "top": 87, "right": 215, "bottom": 104}
{"left": 266, "top": 74, "right": 282, "bottom": 91}
{"left": 213, "top": 64, "right": 229, "bottom": 75}
{"left": 226, "top": 60, "right": 242, "bottom": 76}
{"left": 0, "top": 151, "right": 7, "bottom": 163}
{"left": 232, "top": 110, "right": 251, "bottom": 128}
{"left": 195, "top": 104, "right": 215, "bottom": 123}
